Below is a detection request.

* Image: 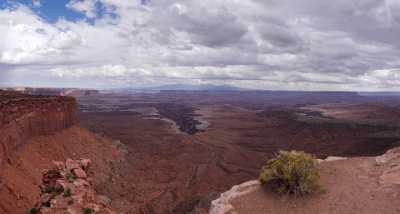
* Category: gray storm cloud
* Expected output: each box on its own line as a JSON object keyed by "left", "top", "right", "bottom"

{"left": 1, "top": 0, "right": 400, "bottom": 90}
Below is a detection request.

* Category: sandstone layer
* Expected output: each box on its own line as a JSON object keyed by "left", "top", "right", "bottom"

{"left": 0, "top": 91, "right": 122, "bottom": 213}
{"left": 0, "top": 90, "right": 78, "bottom": 168}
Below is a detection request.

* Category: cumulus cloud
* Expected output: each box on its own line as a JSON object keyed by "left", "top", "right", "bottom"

{"left": 1, "top": 0, "right": 400, "bottom": 90}
{"left": 66, "top": 0, "right": 98, "bottom": 19}
{"left": 0, "top": 6, "right": 83, "bottom": 65}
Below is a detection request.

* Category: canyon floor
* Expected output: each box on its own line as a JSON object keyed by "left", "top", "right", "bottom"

{"left": 76, "top": 91, "right": 400, "bottom": 213}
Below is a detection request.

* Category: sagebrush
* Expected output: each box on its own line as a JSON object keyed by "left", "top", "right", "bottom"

{"left": 259, "top": 150, "right": 321, "bottom": 195}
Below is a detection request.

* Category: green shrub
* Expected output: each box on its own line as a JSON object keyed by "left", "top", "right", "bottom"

{"left": 42, "top": 185, "right": 56, "bottom": 194}
{"left": 29, "top": 208, "right": 38, "bottom": 214}
{"left": 63, "top": 188, "right": 71, "bottom": 197}
{"left": 65, "top": 171, "right": 76, "bottom": 183}
{"left": 259, "top": 150, "right": 321, "bottom": 195}
{"left": 83, "top": 208, "right": 93, "bottom": 214}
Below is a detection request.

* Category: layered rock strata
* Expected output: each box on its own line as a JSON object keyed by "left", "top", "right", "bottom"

{"left": 0, "top": 91, "right": 78, "bottom": 168}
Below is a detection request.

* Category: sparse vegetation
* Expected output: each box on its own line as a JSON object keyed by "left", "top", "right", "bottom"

{"left": 65, "top": 171, "right": 76, "bottom": 183}
{"left": 259, "top": 150, "right": 321, "bottom": 195}
{"left": 42, "top": 185, "right": 55, "bottom": 193}
{"left": 29, "top": 208, "right": 38, "bottom": 214}
{"left": 42, "top": 185, "right": 62, "bottom": 195}
{"left": 83, "top": 208, "right": 94, "bottom": 214}
{"left": 63, "top": 188, "right": 71, "bottom": 197}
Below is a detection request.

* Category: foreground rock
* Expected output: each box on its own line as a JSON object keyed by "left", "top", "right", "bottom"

{"left": 210, "top": 180, "right": 260, "bottom": 214}
{"left": 210, "top": 150, "right": 400, "bottom": 214}
{"left": 31, "top": 159, "right": 115, "bottom": 214}
{"left": 376, "top": 147, "right": 400, "bottom": 187}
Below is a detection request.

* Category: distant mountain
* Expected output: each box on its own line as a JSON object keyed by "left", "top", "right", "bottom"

{"left": 137, "top": 84, "right": 247, "bottom": 91}
{"left": 358, "top": 92, "right": 400, "bottom": 96}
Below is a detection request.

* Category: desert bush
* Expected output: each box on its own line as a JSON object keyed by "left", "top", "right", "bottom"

{"left": 83, "top": 208, "right": 94, "bottom": 214}
{"left": 65, "top": 171, "right": 76, "bottom": 183}
{"left": 29, "top": 208, "right": 38, "bottom": 214}
{"left": 259, "top": 150, "right": 320, "bottom": 195}
{"left": 63, "top": 188, "right": 71, "bottom": 197}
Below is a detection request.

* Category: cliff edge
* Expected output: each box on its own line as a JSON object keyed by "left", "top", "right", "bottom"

{"left": 210, "top": 148, "right": 400, "bottom": 214}
{"left": 0, "top": 90, "right": 78, "bottom": 167}
{"left": 0, "top": 91, "right": 123, "bottom": 213}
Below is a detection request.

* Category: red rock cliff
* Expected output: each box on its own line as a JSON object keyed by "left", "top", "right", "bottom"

{"left": 0, "top": 90, "right": 78, "bottom": 168}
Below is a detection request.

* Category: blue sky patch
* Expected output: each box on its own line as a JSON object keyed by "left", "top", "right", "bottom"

{"left": 0, "top": 0, "right": 109, "bottom": 23}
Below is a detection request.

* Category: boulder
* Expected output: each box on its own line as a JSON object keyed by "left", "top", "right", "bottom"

{"left": 79, "top": 158, "right": 91, "bottom": 170}
{"left": 376, "top": 147, "right": 400, "bottom": 165}
{"left": 72, "top": 168, "right": 87, "bottom": 179}
{"left": 33, "top": 158, "right": 115, "bottom": 213}
{"left": 39, "top": 193, "right": 52, "bottom": 205}
{"left": 66, "top": 159, "right": 80, "bottom": 170}
{"left": 52, "top": 161, "right": 65, "bottom": 170}
{"left": 97, "top": 195, "right": 112, "bottom": 206}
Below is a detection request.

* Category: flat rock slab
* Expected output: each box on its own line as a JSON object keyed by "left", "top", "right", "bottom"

{"left": 380, "top": 165, "right": 400, "bottom": 186}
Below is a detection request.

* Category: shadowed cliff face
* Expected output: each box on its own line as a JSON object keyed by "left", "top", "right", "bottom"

{"left": 0, "top": 91, "right": 79, "bottom": 167}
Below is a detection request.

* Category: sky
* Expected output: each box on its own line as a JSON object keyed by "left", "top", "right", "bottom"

{"left": 0, "top": 0, "right": 400, "bottom": 90}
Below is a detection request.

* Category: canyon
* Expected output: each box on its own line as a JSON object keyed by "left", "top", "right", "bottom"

{"left": 1, "top": 89, "right": 400, "bottom": 213}
{"left": 77, "top": 91, "right": 400, "bottom": 213}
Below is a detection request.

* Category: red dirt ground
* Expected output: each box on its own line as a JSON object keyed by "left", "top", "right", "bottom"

{"left": 230, "top": 157, "right": 400, "bottom": 214}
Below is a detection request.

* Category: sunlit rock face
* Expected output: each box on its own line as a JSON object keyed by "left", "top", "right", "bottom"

{"left": 0, "top": 91, "right": 78, "bottom": 167}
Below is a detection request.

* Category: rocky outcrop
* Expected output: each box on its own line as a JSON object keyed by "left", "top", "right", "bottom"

{"left": 209, "top": 151, "right": 400, "bottom": 214}
{"left": 0, "top": 91, "right": 78, "bottom": 168}
{"left": 31, "top": 159, "right": 115, "bottom": 213}
{"left": 210, "top": 180, "right": 260, "bottom": 214}
{"left": 0, "top": 91, "right": 126, "bottom": 213}
{"left": 376, "top": 147, "right": 400, "bottom": 186}
{"left": 0, "top": 126, "right": 123, "bottom": 213}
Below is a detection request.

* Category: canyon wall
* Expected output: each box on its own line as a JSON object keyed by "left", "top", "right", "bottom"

{"left": 0, "top": 90, "right": 78, "bottom": 168}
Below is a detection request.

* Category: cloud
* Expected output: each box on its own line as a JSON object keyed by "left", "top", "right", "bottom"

{"left": 32, "top": 0, "right": 41, "bottom": 7}
{"left": 0, "top": 6, "right": 83, "bottom": 65}
{"left": 66, "top": 0, "right": 98, "bottom": 19}
{"left": 1, "top": 0, "right": 400, "bottom": 90}
{"left": 159, "top": 3, "right": 248, "bottom": 47}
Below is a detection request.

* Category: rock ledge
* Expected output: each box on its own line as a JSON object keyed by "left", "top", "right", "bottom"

{"left": 31, "top": 158, "right": 115, "bottom": 214}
